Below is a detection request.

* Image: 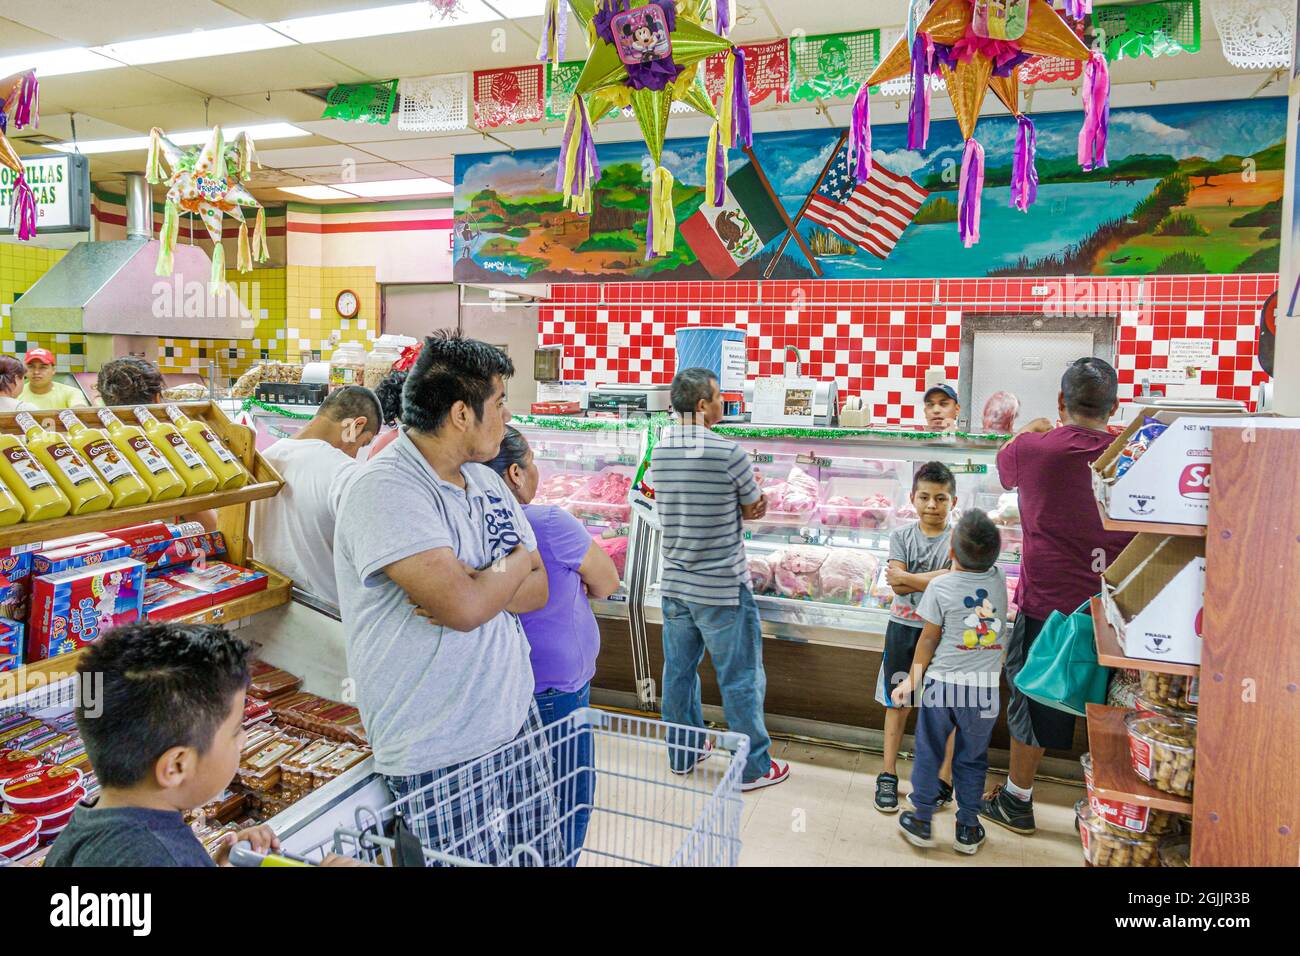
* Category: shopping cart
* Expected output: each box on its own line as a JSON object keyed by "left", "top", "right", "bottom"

{"left": 294, "top": 707, "right": 749, "bottom": 867}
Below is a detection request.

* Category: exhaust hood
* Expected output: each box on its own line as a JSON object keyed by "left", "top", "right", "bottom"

{"left": 10, "top": 172, "right": 253, "bottom": 339}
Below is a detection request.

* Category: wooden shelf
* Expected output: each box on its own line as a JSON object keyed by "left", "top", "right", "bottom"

{"left": 1091, "top": 597, "right": 1199, "bottom": 677}
{"left": 1100, "top": 516, "right": 1206, "bottom": 537}
{"left": 170, "top": 564, "right": 292, "bottom": 626}
{"left": 1085, "top": 703, "right": 1193, "bottom": 815}
{"left": 0, "top": 648, "right": 85, "bottom": 703}
{"left": 0, "top": 481, "right": 282, "bottom": 550}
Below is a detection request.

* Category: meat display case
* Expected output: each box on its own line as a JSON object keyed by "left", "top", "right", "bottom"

{"left": 511, "top": 416, "right": 652, "bottom": 607}
{"left": 629, "top": 425, "right": 1020, "bottom": 658}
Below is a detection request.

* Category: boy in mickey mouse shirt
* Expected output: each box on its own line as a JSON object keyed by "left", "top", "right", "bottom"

{"left": 891, "top": 511, "right": 1007, "bottom": 856}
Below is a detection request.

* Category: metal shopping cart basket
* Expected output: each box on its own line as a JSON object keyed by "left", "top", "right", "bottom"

{"left": 294, "top": 707, "right": 748, "bottom": 868}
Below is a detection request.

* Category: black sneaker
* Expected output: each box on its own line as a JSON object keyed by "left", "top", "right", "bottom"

{"left": 874, "top": 773, "right": 900, "bottom": 813}
{"left": 954, "top": 821, "right": 987, "bottom": 855}
{"left": 897, "top": 811, "right": 934, "bottom": 849}
{"left": 980, "top": 784, "right": 1037, "bottom": 835}
{"left": 905, "top": 778, "right": 955, "bottom": 812}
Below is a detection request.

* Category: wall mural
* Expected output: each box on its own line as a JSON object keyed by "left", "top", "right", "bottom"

{"left": 453, "top": 96, "right": 1286, "bottom": 282}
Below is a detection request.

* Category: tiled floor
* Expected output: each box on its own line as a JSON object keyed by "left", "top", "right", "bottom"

{"left": 737, "top": 738, "right": 1085, "bottom": 867}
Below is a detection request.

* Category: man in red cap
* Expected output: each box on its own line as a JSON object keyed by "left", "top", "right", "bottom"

{"left": 19, "top": 348, "right": 88, "bottom": 410}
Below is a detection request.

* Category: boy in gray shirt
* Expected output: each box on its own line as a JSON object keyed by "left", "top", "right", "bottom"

{"left": 891, "top": 510, "right": 1007, "bottom": 856}
{"left": 873, "top": 462, "right": 957, "bottom": 813}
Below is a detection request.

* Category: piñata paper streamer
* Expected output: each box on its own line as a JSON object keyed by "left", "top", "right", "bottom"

{"left": 958, "top": 138, "right": 984, "bottom": 248}
{"left": 907, "top": 32, "right": 934, "bottom": 150}
{"left": 1010, "top": 114, "right": 1038, "bottom": 212}
{"left": 848, "top": 80, "right": 872, "bottom": 183}
{"left": 1078, "top": 51, "right": 1110, "bottom": 171}
{"left": 732, "top": 47, "right": 752, "bottom": 147}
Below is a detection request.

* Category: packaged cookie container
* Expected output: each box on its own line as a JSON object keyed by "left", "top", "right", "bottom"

{"left": 0, "top": 749, "right": 41, "bottom": 782}
{"left": 1139, "top": 671, "right": 1197, "bottom": 712}
{"left": 2, "top": 765, "right": 83, "bottom": 815}
{"left": 281, "top": 739, "right": 339, "bottom": 792}
{"left": 1126, "top": 711, "right": 1196, "bottom": 798}
{"left": 1160, "top": 837, "right": 1191, "bottom": 867}
{"left": 1079, "top": 753, "right": 1182, "bottom": 836}
{"left": 239, "top": 735, "right": 308, "bottom": 792}
{"left": 1076, "top": 799, "right": 1165, "bottom": 867}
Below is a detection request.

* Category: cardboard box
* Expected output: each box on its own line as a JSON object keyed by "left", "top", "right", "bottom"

{"left": 131, "top": 530, "right": 226, "bottom": 573}
{"left": 1102, "top": 534, "right": 1205, "bottom": 665}
{"left": 142, "top": 576, "right": 214, "bottom": 621}
{"left": 32, "top": 538, "right": 132, "bottom": 576}
{"left": 27, "top": 559, "right": 147, "bottom": 662}
{"left": 166, "top": 562, "right": 268, "bottom": 604}
{"left": 0, "top": 617, "right": 23, "bottom": 659}
{"left": 1091, "top": 404, "right": 1254, "bottom": 527}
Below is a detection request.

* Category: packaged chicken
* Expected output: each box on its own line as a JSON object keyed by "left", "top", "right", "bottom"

{"left": 768, "top": 546, "right": 830, "bottom": 600}
{"left": 816, "top": 549, "right": 880, "bottom": 606}
{"left": 754, "top": 465, "right": 819, "bottom": 525}
{"left": 747, "top": 554, "right": 774, "bottom": 594}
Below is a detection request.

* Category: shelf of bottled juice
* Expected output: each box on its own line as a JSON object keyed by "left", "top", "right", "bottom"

{"left": 0, "top": 402, "right": 283, "bottom": 549}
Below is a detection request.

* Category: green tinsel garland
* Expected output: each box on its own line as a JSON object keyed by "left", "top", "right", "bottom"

{"left": 240, "top": 397, "right": 317, "bottom": 421}
{"left": 510, "top": 414, "right": 657, "bottom": 432}
{"left": 713, "top": 424, "right": 1011, "bottom": 443}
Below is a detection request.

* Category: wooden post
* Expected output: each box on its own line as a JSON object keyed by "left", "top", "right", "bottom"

{"left": 762, "top": 130, "right": 847, "bottom": 280}
{"left": 739, "top": 144, "right": 824, "bottom": 280}
{"left": 1195, "top": 426, "right": 1300, "bottom": 866}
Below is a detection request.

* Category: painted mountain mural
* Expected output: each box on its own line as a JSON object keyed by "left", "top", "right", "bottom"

{"left": 453, "top": 97, "right": 1286, "bottom": 282}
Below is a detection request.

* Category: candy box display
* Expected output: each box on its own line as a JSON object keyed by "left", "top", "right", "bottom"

{"left": 32, "top": 537, "right": 131, "bottom": 576}
{"left": 141, "top": 574, "right": 211, "bottom": 621}
{"left": 166, "top": 561, "right": 268, "bottom": 604}
{"left": 135, "top": 530, "right": 226, "bottom": 572}
{"left": 28, "top": 558, "right": 146, "bottom": 661}
{"left": 0, "top": 617, "right": 21, "bottom": 659}
{"left": 0, "top": 544, "right": 38, "bottom": 621}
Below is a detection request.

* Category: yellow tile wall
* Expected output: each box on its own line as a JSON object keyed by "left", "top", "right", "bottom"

{"left": 0, "top": 244, "right": 87, "bottom": 369}
{"left": 156, "top": 267, "right": 288, "bottom": 382}
{"left": 0, "top": 246, "right": 380, "bottom": 387}
{"left": 285, "top": 266, "right": 379, "bottom": 364}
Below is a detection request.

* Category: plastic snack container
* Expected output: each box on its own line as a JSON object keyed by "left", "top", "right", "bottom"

{"left": 1076, "top": 799, "right": 1167, "bottom": 867}
{"left": 1126, "top": 711, "right": 1196, "bottom": 797}
{"left": 1138, "top": 670, "right": 1198, "bottom": 712}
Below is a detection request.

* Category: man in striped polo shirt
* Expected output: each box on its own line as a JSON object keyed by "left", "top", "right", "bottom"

{"left": 651, "top": 368, "right": 791, "bottom": 792}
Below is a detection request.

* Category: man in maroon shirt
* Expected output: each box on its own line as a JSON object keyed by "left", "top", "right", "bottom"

{"left": 982, "top": 357, "right": 1133, "bottom": 836}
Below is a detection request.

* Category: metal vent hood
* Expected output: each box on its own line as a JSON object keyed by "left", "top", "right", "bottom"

{"left": 11, "top": 172, "right": 252, "bottom": 338}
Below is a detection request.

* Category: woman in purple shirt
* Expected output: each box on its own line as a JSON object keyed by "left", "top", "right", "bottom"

{"left": 488, "top": 427, "right": 621, "bottom": 858}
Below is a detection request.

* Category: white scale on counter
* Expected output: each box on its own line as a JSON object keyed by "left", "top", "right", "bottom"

{"left": 586, "top": 383, "right": 671, "bottom": 414}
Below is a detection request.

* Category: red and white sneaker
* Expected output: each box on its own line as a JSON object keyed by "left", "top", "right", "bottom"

{"left": 741, "top": 758, "right": 791, "bottom": 792}
{"left": 670, "top": 738, "right": 715, "bottom": 775}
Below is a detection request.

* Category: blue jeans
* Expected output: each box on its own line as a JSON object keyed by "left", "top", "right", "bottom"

{"left": 661, "top": 588, "right": 772, "bottom": 783}
{"left": 534, "top": 682, "right": 593, "bottom": 864}
{"left": 911, "top": 679, "right": 999, "bottom": 827}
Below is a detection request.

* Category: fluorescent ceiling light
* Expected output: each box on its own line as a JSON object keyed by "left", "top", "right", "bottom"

{"left": 92, "top": 25, "right": 295, "bottom": 65}
{"left": 0, "top": 47, "right": 122, "bottom": 78}
{"left": 280, "top": 185, "right": 354, "bottom": 200}
{"left": 269, "top": 1, "right": 498, "bottom": 43}
{"left": 47, "top": 122, "right": 306, "bottom": 155}
{"left": 339, "top": 177, "right": 452, "bottom": 197}
{"left": 483, "top": 0, "right": 550, "bottom": 19}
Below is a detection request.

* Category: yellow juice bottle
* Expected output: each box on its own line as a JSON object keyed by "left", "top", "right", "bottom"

{"left": 96, "top": 408, "right": 186, "bottom": 502}
{"left": 133, "top": 407, "right": 217, "bottom": 495}
{"left": 0, "top": 432, "right": 69, "bottom": 522}
{"left": 58, "top": 410, "right": 152, "bottom": 509}
{"left": 15, "top": 412, "right": 113, "bottom": 515}
{"left": 165, "top": 405, "right": 248, "bottom": 490}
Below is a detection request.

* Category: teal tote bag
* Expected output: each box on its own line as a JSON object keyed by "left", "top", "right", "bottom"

{"left": 1012, "top": 599, "right": 1109, "bottom": 718}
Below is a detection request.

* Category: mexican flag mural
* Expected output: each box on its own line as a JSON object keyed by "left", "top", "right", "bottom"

{"left": 679, "top": 163, "right": 787, "bottom": 280}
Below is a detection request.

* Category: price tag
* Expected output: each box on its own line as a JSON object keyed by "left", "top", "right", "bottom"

{"left": 795, "top": 453, "right": 831, "bottom": 468}
{"left": 949, "top": 462, "right": 988, "bottom": 475}
{"left": 750, "top": 452, "right": 774, "bottom": 464}
{"left": 614, "top": 454, "right": 638, "bottom": 466}
{"left": 269, "top": 425, "right": 291, "bottom": 440}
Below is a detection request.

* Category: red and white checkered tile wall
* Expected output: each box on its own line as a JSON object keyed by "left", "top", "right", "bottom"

{"left": 538, "top": 275, "right": 1276, "bottom": 426}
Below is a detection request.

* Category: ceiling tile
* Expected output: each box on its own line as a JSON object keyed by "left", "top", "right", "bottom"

{"left": 257, "top": 142, "right": 384, "bottom": 168}
{"left": 294, "top": 118, "right": 411, "bottom": 143}
{"left": 139, "top": 46, "right": 369, "bottom": 96}
{"left": 11, "top": 0, "right": 251, "bottom": 47}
